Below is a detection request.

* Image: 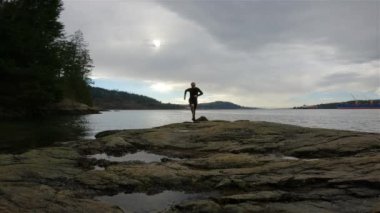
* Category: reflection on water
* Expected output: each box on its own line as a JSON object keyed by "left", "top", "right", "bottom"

{"left": 1, "top": 109, "right": 379, "bottom": 154}
{"left": 96, "top": 190, "right": 216, "bottom": 213}
{"left": 87, "top": 151, "right": 178, "bottom": 163}
{"left": 0, "top": 116, "right": 88, "bottom": 154}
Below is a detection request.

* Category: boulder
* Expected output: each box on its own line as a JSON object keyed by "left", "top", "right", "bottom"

{"left": 195, "top": 116, "right": 208, "bottom": 122}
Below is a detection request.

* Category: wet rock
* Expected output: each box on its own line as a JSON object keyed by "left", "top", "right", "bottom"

{"left": 215, "top": 178, "right": 247, "bottom": 189}
{"left": 77, "top": 135, "right": 137, "bottom": 155}
{"left": 219, "top": 191, "right": 287, "bottom": 203}
{"left": 95, "top": 130, "right": 123, "bottom": 138}
{"left": 195, "top": 116, "right": 208, "bottom": 122}
{"left": 222, "top": 203, "right": 264, "bottom": 212}
{"left": 1, "top": 120, "right": 380, "bottom": 212}
{"left": 170, "top": 199, "right": 221, "bottom": 213}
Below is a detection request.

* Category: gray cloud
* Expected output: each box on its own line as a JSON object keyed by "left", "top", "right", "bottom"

{"left": 319, "top": 70, "right": 380, "bottom": 90}
{"left": 158, "top": 1, "right": 380, "bottom": 62}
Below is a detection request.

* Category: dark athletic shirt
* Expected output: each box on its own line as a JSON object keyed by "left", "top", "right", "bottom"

{"left": 185, "top": 87, "right": 203, "bottom": 99}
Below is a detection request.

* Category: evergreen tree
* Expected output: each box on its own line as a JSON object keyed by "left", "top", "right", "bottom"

{"left": 0, "top": 0, "right": 64, "bottom": 116}
{"left": 58, "top": 31, "right": 93, "bottom": 106}
{"left": 0, "top": 0, "right": 94, "bottom": 116}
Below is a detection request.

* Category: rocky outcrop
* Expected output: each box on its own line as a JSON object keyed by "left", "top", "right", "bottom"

{"left": 195, "top": 116, "right": 208, "bottom": 122}
{"left": 51, "top": 98, "right": 99, "bottom": 115}
{"left": 0, "top": 120, "right": 379, "bottom": 212}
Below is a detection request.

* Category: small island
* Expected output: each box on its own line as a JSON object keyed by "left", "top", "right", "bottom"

{"left": 1, "top": 120, "right": 379, "bottom": 212}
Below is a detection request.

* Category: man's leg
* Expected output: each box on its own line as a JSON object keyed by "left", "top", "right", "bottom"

{"left": 193, "top": 100, "right": 198, "bottom": 121}
{"left": 190, "top": 104, "right": 195, "bottom": 121}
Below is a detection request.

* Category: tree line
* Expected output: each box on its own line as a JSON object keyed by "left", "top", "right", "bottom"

{"left": 0, "top": 0, "right": 93, "bottom": 117}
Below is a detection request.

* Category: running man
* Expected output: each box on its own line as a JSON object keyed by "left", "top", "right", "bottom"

{"left": 184, "top": 82, "right": 203, "bottom": 121}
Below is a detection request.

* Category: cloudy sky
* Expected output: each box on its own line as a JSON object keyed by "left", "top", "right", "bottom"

{"left": 61, "top": 0, "right": 380, "bottom": 108}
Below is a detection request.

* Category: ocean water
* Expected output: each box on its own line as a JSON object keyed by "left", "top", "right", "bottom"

{"left": 83, "top": 109, "right": 380, "bottom": 137}
{"left": 1, "top": 109, "right": 379, "bottom": 153}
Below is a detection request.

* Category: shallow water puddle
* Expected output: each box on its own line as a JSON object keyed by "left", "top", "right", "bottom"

{"left": 281, "top": 156, "right": 319, "bottom": 161}
{"left": 268, "top": 154, "right": 319, "bottom": 161}
{"left": 93, "top": 165, "right": 105, "bottom": 171}
{"left": 96, "top": 190, "right": 216, "bottom": 212}
{"left": 176, "top": 129, "right": 191, "bottom": 133}
{"left": 87, "top": 151, "right": 178, "bottom": 163}
{"left": 281, "top": 156, "right": 299, "bottom": 160}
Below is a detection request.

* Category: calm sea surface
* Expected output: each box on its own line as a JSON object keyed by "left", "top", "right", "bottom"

{"left": 1, "top": 109, "right": 379, "bottom": 153}
{"left": 83, "top": 109, "right": 380, "bottom": 136}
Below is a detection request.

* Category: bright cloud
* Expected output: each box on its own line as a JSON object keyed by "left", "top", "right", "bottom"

{"left": 150, "top": 82, "right": 172, "bottom": 92}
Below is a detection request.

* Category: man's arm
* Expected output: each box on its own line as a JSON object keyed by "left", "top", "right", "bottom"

{"left": 184, "top": 89, "right": 188, "bottom": 100}
{"left": 197, "top": 88, "right": 203, "bottom": 97}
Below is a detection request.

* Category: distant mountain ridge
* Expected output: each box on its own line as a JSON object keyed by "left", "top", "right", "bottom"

{"left": 197, "top": 101, "right": 253, "bottom": 109}
{"left": 90, "top": 87, "right": 253, "bottom": 110}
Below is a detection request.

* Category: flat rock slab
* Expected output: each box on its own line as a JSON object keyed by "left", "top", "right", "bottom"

{"left": 1, "top": 120, "right": 380, "bottom": 212}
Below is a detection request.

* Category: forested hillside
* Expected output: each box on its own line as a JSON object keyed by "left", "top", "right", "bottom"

{"left": 91, "top": 87, "right": 253, "bottom": 110}
{"left": 0, "top": 0, "right": 93, "bottom": 117}
{"left": 91, "top": 87, "right": 183, "bottom": 109}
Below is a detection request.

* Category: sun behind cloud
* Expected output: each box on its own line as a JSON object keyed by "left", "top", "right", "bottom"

{"left": 152, "top": 39, "right": 161, "bottom": 48}
{"left": 150, "top": 82, "right": 172, "bottom": 92}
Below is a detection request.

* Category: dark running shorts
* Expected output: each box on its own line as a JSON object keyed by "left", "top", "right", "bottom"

{"left": 189, "top": 97, "right": 198, "bottom": 108}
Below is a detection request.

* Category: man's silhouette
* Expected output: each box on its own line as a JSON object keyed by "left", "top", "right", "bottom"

{"left": 184, "top": 82, "right": 203, "bottom": 121}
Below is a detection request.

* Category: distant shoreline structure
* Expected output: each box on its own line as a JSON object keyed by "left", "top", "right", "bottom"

{"left": 336, "top": 103, "right": 380, "bottom": 109}
{"left": 294, "top": 99, "right": 380, "bottom": 109}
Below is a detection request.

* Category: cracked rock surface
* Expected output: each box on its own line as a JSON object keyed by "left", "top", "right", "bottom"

{"left": 1, "top": 120, "right": 380, "bottom": 212}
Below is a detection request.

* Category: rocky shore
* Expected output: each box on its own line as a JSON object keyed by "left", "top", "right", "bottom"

{"left": 1, "top": 120, "right": 379, "bottom": 212}
{"left": 50, "top": 98, "right": 100, "bottom": 115}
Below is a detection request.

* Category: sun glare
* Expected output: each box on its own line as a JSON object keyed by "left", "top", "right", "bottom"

{"left": 152, "top": 39, "right": 161, "bottom": 48}
{"left": 151, "top": 82, "right": 172, "bottom": 92}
